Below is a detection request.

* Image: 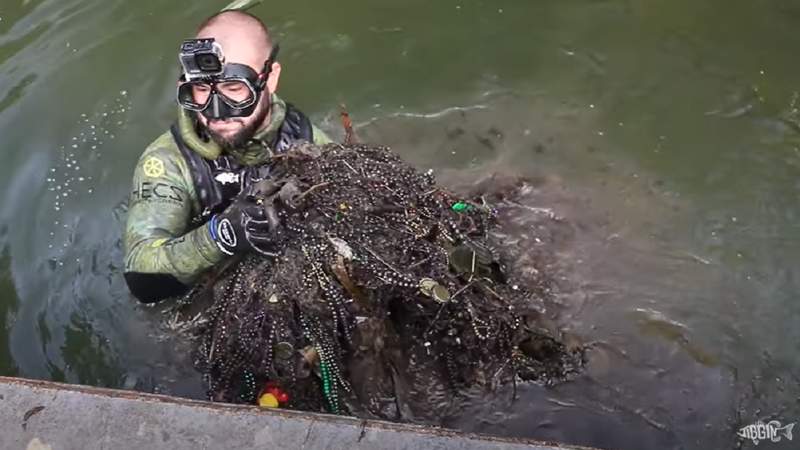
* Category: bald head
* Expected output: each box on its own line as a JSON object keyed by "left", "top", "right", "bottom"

{"left": 187, "top": 10, "right": 283, "bottom": 148}
{"left": 196, "top": 10, "right": 274, "bottom": 72}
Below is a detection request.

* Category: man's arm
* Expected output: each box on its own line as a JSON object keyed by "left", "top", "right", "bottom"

{"left": 123, "top": 136, "right": 225, "bottom": 303}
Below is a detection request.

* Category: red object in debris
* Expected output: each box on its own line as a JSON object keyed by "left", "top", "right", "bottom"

{"left": 276, "top": 391, "right": 289, "bottom": 403}
{"left": 261, "top": 382, "right": 290, "bottom": 405}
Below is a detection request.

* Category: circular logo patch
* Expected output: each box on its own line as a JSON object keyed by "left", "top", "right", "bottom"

{"left": 217, "top": 218, "right": 237, "bottom": 248}
{"left": 143, "top": 157, "right": 165, "bottom": 178}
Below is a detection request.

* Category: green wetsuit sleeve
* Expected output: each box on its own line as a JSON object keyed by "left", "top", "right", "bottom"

{"left": 123, "top": 136, "right": 225, "bottom": 286}
{"left": 312, "top": 125, "right": 334, "bottom": 144}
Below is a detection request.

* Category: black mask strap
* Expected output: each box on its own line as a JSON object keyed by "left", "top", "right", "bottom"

{"left": 258, "top": 44, "right": 280, "bottom": 89}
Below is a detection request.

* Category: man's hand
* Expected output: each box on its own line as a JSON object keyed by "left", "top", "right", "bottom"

{"left": 208, "top": 194, "right": 277, "bottom": 257}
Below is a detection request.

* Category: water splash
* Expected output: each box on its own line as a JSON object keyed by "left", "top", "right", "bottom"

{"left": 45, "top": 90, "right": 132, "bottom": 264}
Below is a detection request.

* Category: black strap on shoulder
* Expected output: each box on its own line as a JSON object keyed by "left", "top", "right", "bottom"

{"left": 272, "top": 103, "right": 314, "bottom": 153}
{"left": 170, "top": 124, "right": 224, "bottom": 221}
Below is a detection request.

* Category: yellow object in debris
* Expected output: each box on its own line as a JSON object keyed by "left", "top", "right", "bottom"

{"left": 258, "top": 393, "right": 279, "bottom": 408}
{"left": 150, "top": 238, "right": 168, "bottom": 248}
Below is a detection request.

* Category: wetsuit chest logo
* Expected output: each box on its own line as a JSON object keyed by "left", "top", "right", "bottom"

{"left": 215, "top": 172, "right": 240, "bottom": 185}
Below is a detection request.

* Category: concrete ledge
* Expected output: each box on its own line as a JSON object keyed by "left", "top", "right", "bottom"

{"left": 0, "top": 376, "right": 597, "bottom": 450}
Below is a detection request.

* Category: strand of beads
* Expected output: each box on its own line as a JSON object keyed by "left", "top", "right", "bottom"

{"left": 298, "top": 313, "right": 341, "bottom": 413}
{"left": 319, "top": 359, "right": 338, "bottom": 413}
{"left": 239, "top": 370, "right": 257, "bottom": 402}
{"left": 305, "top": 241, "right": 353, "bottom": 342}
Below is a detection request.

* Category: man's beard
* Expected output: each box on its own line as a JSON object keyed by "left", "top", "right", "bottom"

{"left": 201, "top": 100, "right": 271, "bottom": 151}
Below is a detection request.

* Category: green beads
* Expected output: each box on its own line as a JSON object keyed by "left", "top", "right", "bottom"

{"left": 451, "top": 202, "right": 473, "bottom": 212}
{"left": 319, "top": 360, "right": 339, "bottom": 414}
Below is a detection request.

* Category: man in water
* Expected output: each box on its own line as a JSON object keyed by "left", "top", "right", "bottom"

{"left": 124, "top": 10, "right": 331, "bottom": 303}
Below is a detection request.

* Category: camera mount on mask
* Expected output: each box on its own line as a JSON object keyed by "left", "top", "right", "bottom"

{"left": 177, "top": 38, "right": 280, "bottom": 119}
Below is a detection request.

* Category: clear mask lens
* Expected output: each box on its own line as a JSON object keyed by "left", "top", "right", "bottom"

{"left": 178, "top": 79, "right": 256, "bottom": 111}
{"left": 216, "top": 81, "right": 252, "bottom": 104}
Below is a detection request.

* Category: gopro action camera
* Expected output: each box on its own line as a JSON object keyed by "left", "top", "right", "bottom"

{"left": 179, "top": 38, "right": 225, "bottom": 80}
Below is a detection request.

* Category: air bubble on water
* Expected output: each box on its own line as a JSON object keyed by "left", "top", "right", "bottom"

{"left": 78, "top": 177, "right": 85, "bottom": 181}
{"left": 71, "top": 144, "right": 78, "bottom": 148}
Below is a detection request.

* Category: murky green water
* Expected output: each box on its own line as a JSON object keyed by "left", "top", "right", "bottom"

{"left": 2, "top": 1, "right": 799, "bottom": 448}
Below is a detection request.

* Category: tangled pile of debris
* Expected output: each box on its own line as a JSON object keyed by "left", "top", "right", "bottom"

{"left": 178, "top": 142, "right": 583, "bottom": 420}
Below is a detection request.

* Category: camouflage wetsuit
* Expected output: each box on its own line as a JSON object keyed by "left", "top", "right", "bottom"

{"left": 124, "top": 94, "right": 331, "bottom": 303}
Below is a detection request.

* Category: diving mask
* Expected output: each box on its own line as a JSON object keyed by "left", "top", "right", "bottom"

{"left": 176, "top": 38, "right": 279, "bottom": 119}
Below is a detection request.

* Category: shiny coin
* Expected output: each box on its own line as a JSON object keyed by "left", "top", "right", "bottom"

{"left": 274, "top": 342, "right": 294, "bottom": 360}
{"left": 419, "top": 278, "right": 451, "bottom": 303}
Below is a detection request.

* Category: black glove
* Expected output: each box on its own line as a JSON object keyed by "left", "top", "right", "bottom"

{"left": 208, "top": 194, "right": 278, "bottom": 257}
